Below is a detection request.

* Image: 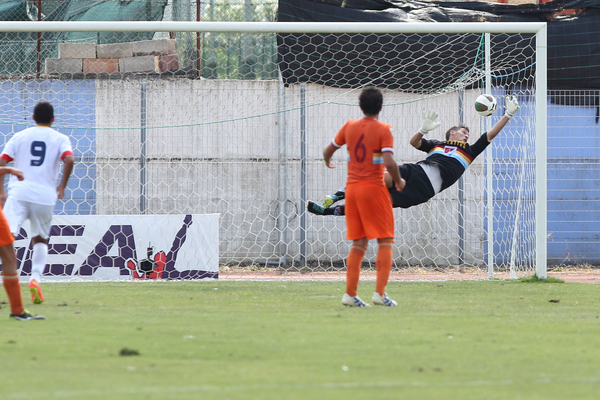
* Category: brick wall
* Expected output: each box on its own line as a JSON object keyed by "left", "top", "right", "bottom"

{"left": 45, "top": 39, "right": 180, "bottom": 75}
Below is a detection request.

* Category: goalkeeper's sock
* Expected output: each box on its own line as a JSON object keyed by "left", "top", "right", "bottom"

{"left": 322, "top": 205, "right": 345, "bottom": 216}
{"left": 375, "top": 239, "right": 394, "bottom": 296}
{"left": 346, "top": 244, "right": 367, "bottom": 297}
{"left": 332, "top": 189, "right": 346, "bottom": 200}
{"left": 2, "top": 273, "right": 24, "bottom": 316}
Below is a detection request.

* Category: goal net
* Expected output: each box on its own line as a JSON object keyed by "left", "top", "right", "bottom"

{"left": 0, "top": 21, "right": 547, "bottom": 281}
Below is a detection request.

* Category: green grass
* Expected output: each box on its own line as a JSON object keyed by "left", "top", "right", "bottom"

{"left": 519, "top": 275, "right": 566, "bottom": 284}
{"left": 1, "top": 280, "right": 600, "bottom": 399}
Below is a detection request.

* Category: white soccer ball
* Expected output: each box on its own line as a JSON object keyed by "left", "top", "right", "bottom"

{"left": 474, "top": 94, "right": 497, "bottom": 117}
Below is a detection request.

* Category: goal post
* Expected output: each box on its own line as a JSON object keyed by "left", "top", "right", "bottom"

{"left": 0, "top": 21, "right": 547, "bottom": 280}
{"left": 535, "top": 24, "right": 548, "bottom": 280}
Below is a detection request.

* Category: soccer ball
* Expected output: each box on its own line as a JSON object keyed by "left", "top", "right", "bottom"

{"left": 474, "top": 94, "right": 497, "bottom": 117}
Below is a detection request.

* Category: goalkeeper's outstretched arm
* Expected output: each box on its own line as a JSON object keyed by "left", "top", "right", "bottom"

{"left": 486, "top": 95, "right": 520, "bottom": 141}
{"left": 410, "top": 110, "right": 441, "bottom": 149}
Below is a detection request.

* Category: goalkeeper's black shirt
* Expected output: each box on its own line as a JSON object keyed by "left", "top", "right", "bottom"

{"left": 417, "top": 133, "right": 490, "bottom": 192}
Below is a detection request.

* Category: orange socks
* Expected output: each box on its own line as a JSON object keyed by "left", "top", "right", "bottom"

{"left": 346, "top": 239, "right": 394, "bottom": 297}
{"left": 346, "top": 244, "right": 366, "bottom": 297}
{"left": 375, "top": 239, "right": 394, "bottom": 296}
{"left": 2, "top": 273, "right": 24, "bottom": 316}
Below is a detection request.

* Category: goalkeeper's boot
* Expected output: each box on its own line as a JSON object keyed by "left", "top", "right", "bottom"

{"left": 28, "top": 279, "right": 44, "bottom": 304}
{"left": 322, "top": 192, "right": 345, "bottom": 208}
{"left": 342, "top": 293, "right": 370, "bottom": 307}
{"left": 372, "top": 292, "right": 397, "bottom": 307}
{"left": 306, "top": 201, "right": 325, "bottom": 215}
{"left": 10, "top": 309, "right": 46, "bottom": 321}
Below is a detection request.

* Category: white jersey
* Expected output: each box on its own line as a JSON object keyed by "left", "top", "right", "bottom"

{"left": 1, "top": 125, "right": 73, "bottom": 206}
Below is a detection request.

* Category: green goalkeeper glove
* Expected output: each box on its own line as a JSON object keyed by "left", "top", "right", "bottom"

{"left": 419, "top": 110, "right": 441, "bottom": 135}
{"left": 504, "top": 95, "right": 520, "bottom": 119}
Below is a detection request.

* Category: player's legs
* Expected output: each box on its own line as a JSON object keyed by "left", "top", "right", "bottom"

{"left": 375, "top": 238, "right": 394, "bottom": 296}
{"left": 30, "top": 237, "right": 48, "bottom": 283}
{"left": 342, "top": 240, "right": 368, "bottom": 307}
{"left": 322, "top": 187, "right": 346, "bottom": 208}
{"left": 384, "top": 163, "right": 418, "bottom": 190}
{"left": 0, "top": 209, "right": 24, "bottom": 316}
{"left": 350, "top": 183, "right": 397, "bottom": 306}
{"left": 344, "top": 183, "right": 395, "bottom": 307}
{"left": 1, "top": 243, "right": 25, "bottom": 316}
{"left": 372, "top": 238, "right": 397, "bottom": 307}
{"left": 357, "top": 186, "right": 396, "bottom": 302}
{"left": 27, "top": 203, "right": 53, "bottom": 304}
{"left": 306, "top": 187, "right": 346, "bottom": 215}
{"left": 321, "top": 161, "right": 433, "bottom": 208}
{"left": 311, "top": 166, "right": 404, "bottom": 216}
{"left": 28, "top": 241, "right": 46, "bottom": 304}
{"left": 387, "top": 163, "right": 435, "bottom": 209}
{"left": 343, "top": 184, "right": 366, "bottom": 297}
{"left": 340, "top": 184, "right": 371, "bottom": 307}
{"left": 349, "top": 183, "right": 394, "bottom": 240}
{"left": 308, "top": 163, "right": 435, "bottom": 216}
{"left": 307, "top": 200, "right": 344, "bottom": 216}
{"left": 3, "top": 196, "right": 28, "bottom": 238}
{"left": 0, "top": 207, "right": 44, "bottom": 319}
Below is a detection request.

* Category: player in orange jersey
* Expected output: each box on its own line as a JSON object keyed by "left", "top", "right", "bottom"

{"left": 319, "top": 87, "right": 405, "bottom": 307}
{"left": 0, "top": 166, "right": 45, "bottom": 320}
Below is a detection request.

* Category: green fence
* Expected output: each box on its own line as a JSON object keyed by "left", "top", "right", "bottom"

{"left": 0, "top": 0, "right": 278, "bottom": 79}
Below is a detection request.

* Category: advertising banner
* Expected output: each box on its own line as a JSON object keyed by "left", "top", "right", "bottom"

{"left": 14, "top": 214, "right": 219, "bottom": 281}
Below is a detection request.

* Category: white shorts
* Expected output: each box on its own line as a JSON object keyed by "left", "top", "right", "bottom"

{"left": 3, "top": 197, "right": 54, "bottom": 239}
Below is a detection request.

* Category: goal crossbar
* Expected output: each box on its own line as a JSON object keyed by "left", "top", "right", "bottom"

{"left": 0, "top": 21, "right": 547, "bottom": 34}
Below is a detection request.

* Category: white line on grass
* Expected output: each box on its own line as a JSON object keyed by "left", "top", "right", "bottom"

{"left": 5, "top": 377, "right": 600, "bottom": 398}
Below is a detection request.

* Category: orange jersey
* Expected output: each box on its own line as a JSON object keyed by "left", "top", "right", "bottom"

{"left": 332, "top": 118, "right": 394, "bottom": 186}
{"left": 0, "top": 205, "right": 14, "bottom": 247}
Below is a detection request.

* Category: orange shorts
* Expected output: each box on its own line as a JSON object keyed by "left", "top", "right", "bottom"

{"left": 0, "top": 206, "right": 14, "bottom": 247}
{"left": 345, "top": 181, "right": 394, "bottom": 240}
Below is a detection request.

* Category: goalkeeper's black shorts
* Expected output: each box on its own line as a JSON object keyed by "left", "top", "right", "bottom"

{"left": 389, "top": 163, "right": 436, "bottom": 209}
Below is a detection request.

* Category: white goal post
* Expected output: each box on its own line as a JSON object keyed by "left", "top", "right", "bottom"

{"left": 0, "top": 21, "right": 547, "bottom": 280}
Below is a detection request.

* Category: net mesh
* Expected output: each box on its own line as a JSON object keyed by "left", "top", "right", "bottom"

{"left": 0, "top": 26, "right": 540, "bottom": 280}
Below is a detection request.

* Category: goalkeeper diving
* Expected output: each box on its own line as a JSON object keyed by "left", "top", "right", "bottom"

{"left": 307, "top": 95, "right": 520, "bottom": 216}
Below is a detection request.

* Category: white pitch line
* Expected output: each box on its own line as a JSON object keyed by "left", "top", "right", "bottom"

{"left": 5, "top": 377, "right": 600, "bottom": 399}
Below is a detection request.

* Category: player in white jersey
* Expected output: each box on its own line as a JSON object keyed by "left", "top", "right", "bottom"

{"left": 0, "top": 101, "right": 74, "bottom": 304}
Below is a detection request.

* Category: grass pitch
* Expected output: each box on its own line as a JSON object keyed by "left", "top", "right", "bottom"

{"left": 1, "top": 279, "right": 600, "bottom": 400}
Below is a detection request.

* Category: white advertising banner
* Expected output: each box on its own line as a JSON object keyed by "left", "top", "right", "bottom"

{"left": 14, "top": 214, "right": 219, "bottom": 281}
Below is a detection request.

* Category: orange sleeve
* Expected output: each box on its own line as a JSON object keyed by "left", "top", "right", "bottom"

{"left": 332, "top": 121, "right": 349, "bottom": 148}
{"left": 380, "top": 123, "right": 394, "bottom": 153}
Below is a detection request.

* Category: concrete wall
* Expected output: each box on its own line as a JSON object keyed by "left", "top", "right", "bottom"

{"left": 94, "top": 79, "right": 495, "bottom": 266}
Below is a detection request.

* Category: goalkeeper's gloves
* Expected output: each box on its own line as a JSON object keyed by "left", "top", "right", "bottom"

{"left": 419, "top": 110, "right": 441, "bottom": 135}
{"left": 504, "top": 95, "right": 520, "bottom": 119}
